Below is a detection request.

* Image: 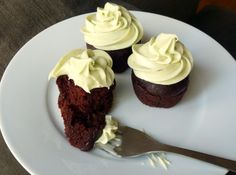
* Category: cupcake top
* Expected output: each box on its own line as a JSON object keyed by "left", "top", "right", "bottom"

{"left": 81, "top": 2, "right": 143, "bottom": 51}
{"left": 128, "top": 33, "right": 193, "bottom": 85}
{"left": 49, "top": 49, "right": 115, "bottom": 93}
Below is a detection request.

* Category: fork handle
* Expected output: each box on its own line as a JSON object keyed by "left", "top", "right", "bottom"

{"left": 161, "top": 144, "right": 236, "bottom": 172}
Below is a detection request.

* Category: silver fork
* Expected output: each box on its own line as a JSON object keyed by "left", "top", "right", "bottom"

{"left": 97, "top": 126, "right": 236, "bottom": 172}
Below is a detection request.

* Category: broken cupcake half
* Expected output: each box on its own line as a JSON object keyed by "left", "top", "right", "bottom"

{"left": 49, "top": 48, "right": 117, "bottom": 151}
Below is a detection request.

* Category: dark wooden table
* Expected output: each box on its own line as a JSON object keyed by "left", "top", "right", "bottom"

{"left": 0, "top": 0, "right": 235, "bottom": 174}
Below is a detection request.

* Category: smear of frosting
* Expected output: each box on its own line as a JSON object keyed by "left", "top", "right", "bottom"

{"left": 49, "top": 49, "right": 115, "bottom": 93}
{"left": 128, "top": 33, "right": 193, "bottom": 85}
{"left": 81, "top": 2, "right": 143, "bottom": 50}
{"left": 96, "top": 115, "right": 118, "bottom": 144}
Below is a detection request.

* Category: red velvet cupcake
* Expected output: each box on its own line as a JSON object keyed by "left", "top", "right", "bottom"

{"left": 81, "top": 2, "right": 143, "bottom": 73}
{"left": 128, "top": 33, "right": 193, "bottom": 108}
{"left": 49, "top": 49, "right": 115, "bottom": 150}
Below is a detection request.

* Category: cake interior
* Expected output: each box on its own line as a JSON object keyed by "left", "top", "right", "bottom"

{"left": 56, "top": 75, "right": 114, "bottom": 151}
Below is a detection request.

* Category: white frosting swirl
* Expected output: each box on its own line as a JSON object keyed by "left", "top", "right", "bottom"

{"left": 128, "top": 33, "right": 193, "bottom": 85}
{"left": 81, "top": 2, "right": 143, "bottom": 50}
{"left": 49, "top": 49, "right": 115, "bottom": 93}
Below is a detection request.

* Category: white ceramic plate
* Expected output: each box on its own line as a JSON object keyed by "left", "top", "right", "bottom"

{"left": 1, "top": 11, "right": 236, "bottom": 175}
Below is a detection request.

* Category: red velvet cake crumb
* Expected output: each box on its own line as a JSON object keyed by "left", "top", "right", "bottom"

{"left": 56, "top": 75, "right": 115, "bottom": 151}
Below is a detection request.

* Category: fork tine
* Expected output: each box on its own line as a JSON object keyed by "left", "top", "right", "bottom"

{"left": 109, "top": 136, "right": 122, "bottom": 147}
{"left": 96, "top": 143, "right": 120, "bottom": 157}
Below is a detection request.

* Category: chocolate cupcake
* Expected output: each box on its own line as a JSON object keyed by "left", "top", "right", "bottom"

{"left": 81, "top": 2, "right": 143, "bottom": 73}
{"left": 49, "top": 49, "right": 115, "bottom": 150}
{"left": 128, "top": 33, "right": 193, "bottom": 108}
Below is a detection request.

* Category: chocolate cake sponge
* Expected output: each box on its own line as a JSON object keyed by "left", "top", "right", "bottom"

{"left": 61, "top": 104, "right": 105, "bottom": 151}
{"left": 131, "top": 71, "right": 189, "bottom": 108}
{"left": 57, "top": 75, "right": 115, "bottom": 115}
{"left": 56, "top": 75, "right": 115, "bottom": 151}
{"left": 86, "top": 43, "right": 132, "bottom": 73}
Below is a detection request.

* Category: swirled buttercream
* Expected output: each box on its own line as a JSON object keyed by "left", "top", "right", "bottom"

{"left": 49, "top": 49, "right": 115, "bottom": 93}
{"left": 96, "top": 115, "right": 118, "bottom": 144}
{"left": 128, "top": 33, "right": 193, "bottom": 85}
{"left": 81, "top": 2, "right": 143, "bottom": 50}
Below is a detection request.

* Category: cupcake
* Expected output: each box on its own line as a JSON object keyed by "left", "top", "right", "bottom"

{"left": 49, "top": 49, "right": 115, "bottom": 150}
{"left": 128, "top": 33, "right": 193, "bottom": 108}
{"left": 81, "top": 2, "right": 143, "bottom": 73}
